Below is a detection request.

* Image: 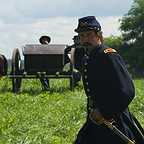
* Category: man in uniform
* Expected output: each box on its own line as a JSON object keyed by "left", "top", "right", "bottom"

{"left": 64, "top": 36, "right": 81, "bottom": 86}
{"left": 73, "top": 16, "right": 144, "bottom": 144}
{"left": 39, "top": 35, "right": 51, "bottom": 90}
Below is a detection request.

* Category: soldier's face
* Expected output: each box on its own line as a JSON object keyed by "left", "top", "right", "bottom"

{"left": 78, "top": 30, "right": 100, "bottom": 46}
{"left": 41, "top": 38, "right": 49, "bottom": 44}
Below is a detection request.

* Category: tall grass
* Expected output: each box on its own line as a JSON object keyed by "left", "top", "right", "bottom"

{"left": 0, "top": 77, "right": 143, "bottom": 144}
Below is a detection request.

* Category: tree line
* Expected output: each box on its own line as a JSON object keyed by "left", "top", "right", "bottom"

{"left": 104, "top": 0, "right": 144, "bottom": 76}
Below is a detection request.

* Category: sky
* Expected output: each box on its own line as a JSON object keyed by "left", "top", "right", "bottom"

{"left": 0, "top": 0, "right": 133, "bottom": 58}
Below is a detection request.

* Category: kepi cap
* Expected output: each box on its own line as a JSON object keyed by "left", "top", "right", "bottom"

{"left": 75, "top": 16, "right": 101, "bottom": 33}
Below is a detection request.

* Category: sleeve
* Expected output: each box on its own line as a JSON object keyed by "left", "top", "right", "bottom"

{"left": 74, "top": 48, "right": 85, "bottom": 72}
{"left": 96, "top": 52, "right": 135, "bottom": 119}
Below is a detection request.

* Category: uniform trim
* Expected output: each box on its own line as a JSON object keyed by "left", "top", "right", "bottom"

{"left": 104, "top": 48, "right": 117, "bottom": 54}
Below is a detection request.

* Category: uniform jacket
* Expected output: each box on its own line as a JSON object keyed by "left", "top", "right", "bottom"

{"left": 74, "top": 44, "right": 144, "bottom": 144}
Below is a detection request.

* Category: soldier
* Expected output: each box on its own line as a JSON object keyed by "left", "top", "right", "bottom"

{"left": 39, "top": 35, "right": 51, "bottom": 45}
{"left": 73, "top": 16, "right": 144, "bottom": 144}
{"left": 39, "top": 35, "right": 51, "bottom": 90}
{"left": 64, "top": 36, "right": 81, "bottom": 86}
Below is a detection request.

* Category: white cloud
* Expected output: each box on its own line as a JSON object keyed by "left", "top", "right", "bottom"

{"left": 99, "top": 16, "right": 121, "bottom": 37}
{"left": 0, "top": 16, "right": 121, "bottom": 58}
{"left": 0, "top": 0, "right": 133, "bottom": 23}
{"left": 0, "top": 0, "right": 132, "bottom": 58}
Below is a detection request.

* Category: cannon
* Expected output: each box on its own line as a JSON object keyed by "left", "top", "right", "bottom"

{"left": 9, "top": 44, "right": 75, "bottom": 93}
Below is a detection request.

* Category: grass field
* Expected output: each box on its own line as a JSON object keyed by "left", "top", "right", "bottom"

{"left": 0, "top": 77, "right": 143, "bottom": 144}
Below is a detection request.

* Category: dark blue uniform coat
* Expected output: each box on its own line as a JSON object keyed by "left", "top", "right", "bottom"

{"left": 74, "top": 44, "right": 144, "bottom": 144}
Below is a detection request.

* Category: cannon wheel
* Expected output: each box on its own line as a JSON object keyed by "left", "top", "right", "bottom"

{"left": 69, "top": 61, "right": 74, "bottom": 90}
{"left": 69, "top": 49, "right": 74, "bottom": 90}
{"left": 11, "top": 48, "right": 22, "bottom": 93}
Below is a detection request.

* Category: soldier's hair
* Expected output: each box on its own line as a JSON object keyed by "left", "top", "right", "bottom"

{"left": 95, "top": 31, "right": 104, "bottom": 44}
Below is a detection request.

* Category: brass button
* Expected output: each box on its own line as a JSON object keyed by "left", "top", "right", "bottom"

{"left": 84, "top": 69, "right": 87, "bottom": 72}
{"left": 85, "top": 75, "right": 87, "bottom": 79}
{"left": 87, "top": 89, "right": 90, "bottom": 92}
{"left": 86, "top": 56, "right": 89, "bottom": 59}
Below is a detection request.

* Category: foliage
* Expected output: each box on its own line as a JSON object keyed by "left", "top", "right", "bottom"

{"left": 0, "top": 77, "right": 143, "bottom": 144}
{"left": 104, "top": 35, "right": 123, "bottom": 52}
{"left": 104, "top": 35, "right": 127, "bottom": 56}
{"left": 120, "top": 0, "right": 144, "bottom": 69}
{"left": 120, "top": 0, "right": 144, "bottom": 41}
{"left": 104, "top": 36, "right": 130, "bottom": 66}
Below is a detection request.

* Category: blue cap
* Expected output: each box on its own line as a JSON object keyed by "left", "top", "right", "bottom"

{"left": 75, "top": 16, "right": 101, "bottom": 33}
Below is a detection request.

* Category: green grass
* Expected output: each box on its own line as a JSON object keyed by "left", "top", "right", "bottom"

{"left": 129, "top": 79, "right": 144, "bottom": 126}
{"left": 0, "top": 77, "right": 143, "bottom": 144}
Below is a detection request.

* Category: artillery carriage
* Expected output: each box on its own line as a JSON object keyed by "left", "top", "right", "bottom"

{"left": 9, "top": 44, "right": 74, "bottom": 93}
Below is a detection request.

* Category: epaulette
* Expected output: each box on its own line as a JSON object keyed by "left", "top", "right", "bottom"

{"left": 103, "top": 48, "right": 117, "bottom": 54}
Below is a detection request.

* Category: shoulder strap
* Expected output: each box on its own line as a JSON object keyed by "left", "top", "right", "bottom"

{"left": 103, "top": 48, "right": 117, "bottom": 54}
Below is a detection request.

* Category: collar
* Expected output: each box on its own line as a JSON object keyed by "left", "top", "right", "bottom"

{"left": 85, "top": 44, "right": 102, "bottom": 56}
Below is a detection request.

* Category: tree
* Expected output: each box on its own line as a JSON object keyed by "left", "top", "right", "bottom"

{"left": 104, "top": 36, "right": 123, "bottom": 51}
{"left": 104, "top": 36, "right": 130, "bottom": 64}
{"left": 120, "top": 0, "right": 144, "bottom": 70}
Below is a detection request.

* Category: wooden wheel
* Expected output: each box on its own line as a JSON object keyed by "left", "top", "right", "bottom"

{"left": 11, "top": 48, "right": 22, "bottom": 93}
{"left": 69, "top": 61, "right": 74, "bottom": 90}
